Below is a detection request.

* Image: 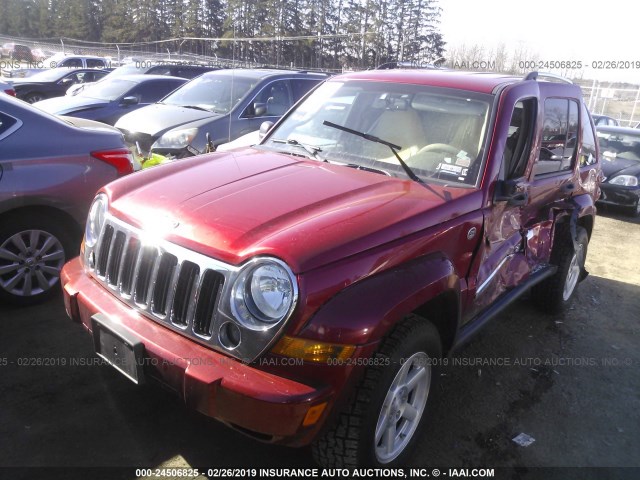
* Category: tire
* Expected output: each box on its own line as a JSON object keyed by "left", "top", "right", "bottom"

{"left": 626, "top": 199, "right": 640, "bottom": 217}
{"left": 312, "top": 315, "right": 442, "bottom": 467}
{"left": 0, "top": 214, "right": 77, "bottom": 305}
{"left": 531, "top": 224, "right": 588, "bottom": 314}
{"left": 25, "top": 92, "right": 45, "bottom": 104}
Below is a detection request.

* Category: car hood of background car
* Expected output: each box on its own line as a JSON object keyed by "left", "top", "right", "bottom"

{"left": 602, "top": 156, "right": 640, "bottom": 179}
{"left": 35, "top": 95, "right": 110, "bottom": 115}
{"left": 104, "top": 149, "right": 480, "bottom": 273}
{"left": 115, "top": 103, "right": 224, "bottom": 136}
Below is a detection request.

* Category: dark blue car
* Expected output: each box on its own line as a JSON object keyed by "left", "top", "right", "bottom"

{"left": 33, "top": 75, "right": 187, "bottom": 125}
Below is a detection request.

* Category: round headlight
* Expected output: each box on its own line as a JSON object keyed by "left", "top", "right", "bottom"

{"left": 85, "top": 194, "right": 108, "bottom": 248}
{"left": 231, "top": 258, "right": 297, "bottom": 329}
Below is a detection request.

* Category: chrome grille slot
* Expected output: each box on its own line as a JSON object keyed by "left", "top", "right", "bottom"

{"left": 120, "top": 237, "right": 140, "bottom": 296}
{"left": 193, "top": 270, "right": 225, "bottom": 337}
{"left": 171, "top": 261, "right": 200, "bottom": 326}
{"left": 133, "top": 246, "right": 157, "bottom": 306}
{"left": 96, "top": 225, "right": 114, "bottom": 277}
{"left": 106, "top": 231, "right": 126, "bottom": 286}
{"left": 85, "top": 215, "right": 282, "bottom": 361}
{"left": 151, "top": 253, "right": 178, "bottom": 316}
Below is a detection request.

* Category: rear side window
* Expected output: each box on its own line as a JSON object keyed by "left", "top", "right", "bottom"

{"left": 0, "top": 112, "right": 21, "bottom": 140}
{"left": 534, "top": 98, "right": 579, "bottom": 176}
{"left": 579, "top": 104, "right": 598, "bottom": 167}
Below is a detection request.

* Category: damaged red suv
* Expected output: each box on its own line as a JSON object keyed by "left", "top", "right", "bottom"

{"left": 61, "top": 69, "right": 601, "bottom": 467}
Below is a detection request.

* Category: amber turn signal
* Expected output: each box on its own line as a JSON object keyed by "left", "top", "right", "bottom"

{"left": 303, "top": 402, "right": 328, "bottom": 426}
{"left": 271, "top": 336, "right": 356, "bottom": 363}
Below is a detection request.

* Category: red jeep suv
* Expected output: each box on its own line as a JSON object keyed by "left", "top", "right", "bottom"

{"left": 61, "top": 69, "right": 601, "bottom": 467}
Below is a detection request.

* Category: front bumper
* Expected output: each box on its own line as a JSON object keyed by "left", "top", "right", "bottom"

{"left": 598, "top": 184, "right": 640, "bottom": 209}
{"left": 61, "top": 257, "right": 332, "bottom": 446}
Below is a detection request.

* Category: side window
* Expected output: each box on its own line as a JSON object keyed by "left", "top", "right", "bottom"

{"left": 0, "top": 112, "right": 20, "bottom": 140}
{"left": 534, "top": 98, "right": 577, "bottom": 176}
{"left": 126, "top": 81, "right": 181, "bottom": 103}
{"left": 502, "top": 99, "right": 536, "bottom": 180}
{"left": 580, "top": 104, "right": 598, "bottom": 167}
{"left": 291, "top": 79, "right": 319, "bottom": 101}
{"left": 60, "top": 58, "right": 82, "bottom": 68}
{"left": 86, "top": 59, "right": 105, "bottom": 68}
{"left": 253, "top": 80, "right": 293, "bottom": 117}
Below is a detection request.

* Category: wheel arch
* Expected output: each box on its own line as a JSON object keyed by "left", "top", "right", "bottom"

{"left": 297, "top": 253, "right": 461, "bottom": 348}
{"left": 0, "top": 205, "right": 83, "bottom": 243}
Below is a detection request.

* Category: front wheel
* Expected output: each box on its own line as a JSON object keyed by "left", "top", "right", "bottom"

{"left": 312, "top": 315, "right": 442, "bottom": 467}
{"left": 532, "top": 224, "right": 589, "bottom": 313}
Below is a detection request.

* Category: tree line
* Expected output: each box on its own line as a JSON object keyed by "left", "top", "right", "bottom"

{"left": 0, "top": 0, "right": 445, "bottom": 70}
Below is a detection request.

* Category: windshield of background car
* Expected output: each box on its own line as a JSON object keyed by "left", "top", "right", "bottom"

{"left": 27, "top": 69, "right": 69, "bottom": 82}
{"left": 160, "top": 74, "right": 256, "bottom": 114}
{"left": 597, "top": 130, "right": 640, "bottom": 162}
{"left": 108, "top": 65, "right": 148, "bottom": 77}
{"left": 79, "top": 78, "right": 137, "bottom": 101}
{"left": 261, "top": 80, "right": 493, "bottom": 186}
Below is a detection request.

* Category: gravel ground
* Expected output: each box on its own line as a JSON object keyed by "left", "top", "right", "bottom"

{"left": 0, "top": 209, "right": 638, "bottom": 480}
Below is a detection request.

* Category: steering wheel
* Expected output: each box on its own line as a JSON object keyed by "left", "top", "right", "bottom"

{"left": 416, "top": 143, "right": 461, "bottom": 155}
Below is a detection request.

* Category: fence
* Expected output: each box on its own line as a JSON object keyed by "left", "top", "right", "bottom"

{"left": 1, "top": 33, "right": 640, "bottom": 126}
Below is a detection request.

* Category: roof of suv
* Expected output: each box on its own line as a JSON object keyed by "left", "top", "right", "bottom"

{"left": 335, "top": 69, "right": 526, "bottom": 94}
{"left": 206, "top": 68, "right": 330, "bottom": 81}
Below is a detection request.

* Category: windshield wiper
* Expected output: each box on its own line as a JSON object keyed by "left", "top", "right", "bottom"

{"left": 271, "top": 138, "right": 327, "bottom": 162}
{"left": 182, "top": 105, "right": 212, "bottom": 112}
{"left": 323, "top": 120, "right": 423, "bottom": 184}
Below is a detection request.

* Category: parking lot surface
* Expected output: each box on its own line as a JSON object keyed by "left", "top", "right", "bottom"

{"left": 1, "top": 210, "right": 638, "bottom": 479}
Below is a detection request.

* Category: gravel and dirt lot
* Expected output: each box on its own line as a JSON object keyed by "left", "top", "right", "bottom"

{"left": 0, "top": 209, "right": 638, "bottom": 479}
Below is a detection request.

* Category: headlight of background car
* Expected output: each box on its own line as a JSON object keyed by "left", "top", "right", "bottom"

{"left": 231, "top": 258, "right": 298, "bottom": 330}
{"left": 151, "top": 127, "right": 198, "bottom": 150}
{"left": 609, "top": 175, "right": 639, "bottom": 187}
{"left": 85, "top": 193, "right": 108, "bottom": 248}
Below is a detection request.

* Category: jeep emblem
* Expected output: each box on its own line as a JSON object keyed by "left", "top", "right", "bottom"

{"left": 467, "top": 227, "right": 477, "bottom": 240}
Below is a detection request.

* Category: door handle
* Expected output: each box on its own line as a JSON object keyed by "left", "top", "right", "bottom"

{"left": 561, "top": 182, "right": 576, "bottom": 194}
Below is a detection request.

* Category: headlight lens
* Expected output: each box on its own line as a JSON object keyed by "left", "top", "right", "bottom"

{"left": 152, "top": 127, "right": 198, "bottom": 149}
{"left": 609, "top": 175, "right": 639, "bottom": 187}
{"left": 231, "top": 258, "right": 297, "bottom": 329}
{"left": 85, "top": 194, "right": 108, "bottom": 248}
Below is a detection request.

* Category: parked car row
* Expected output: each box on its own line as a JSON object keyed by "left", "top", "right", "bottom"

{"left": 0, "top": 94, "right": 133, "bottom": 304}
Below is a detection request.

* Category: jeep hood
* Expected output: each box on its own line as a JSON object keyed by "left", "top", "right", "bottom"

{"left": 105, "top": 149, "right": 478, "bottom": 273}
{"left": 115, "top": 102, "right": 224, "bottom": 136}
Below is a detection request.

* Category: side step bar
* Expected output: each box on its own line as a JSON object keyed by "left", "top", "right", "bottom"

{"left": 451, "top": 264, "right": 558, "bottom": 354}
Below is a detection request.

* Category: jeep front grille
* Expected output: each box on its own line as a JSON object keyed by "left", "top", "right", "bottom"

{"left": 90, "top": 217, "right": 232, "bottom": 346}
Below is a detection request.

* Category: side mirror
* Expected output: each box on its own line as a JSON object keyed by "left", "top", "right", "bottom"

{"left": 259, "top": 121, "right": 274, "bottom": 139}
{"left": 253, "top": 102, "right": 267, "bottom": 117}
{"left": 494, "top": 179, "right": 529, "bottom": 207}
{"left": 120, "top": 96, "right": 139, "bottom": 106}
{"left": 60, "top": 78, "right": 74, "bottom": 85}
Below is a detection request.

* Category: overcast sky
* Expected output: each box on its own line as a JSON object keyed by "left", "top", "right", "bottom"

{"left": 439, "top": 0, "right": 639, "bottom": 83}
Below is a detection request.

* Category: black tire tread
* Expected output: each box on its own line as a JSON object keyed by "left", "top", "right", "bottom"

{"left": 531, "top": 224, "right": 588, "bottom": 314}
{"left": 312, "top": 315, "right": 439, "bottom": 467}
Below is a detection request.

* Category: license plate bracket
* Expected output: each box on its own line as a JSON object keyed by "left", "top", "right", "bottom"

{"left": 91, "top": 313, "right": 145, "bottom": 385}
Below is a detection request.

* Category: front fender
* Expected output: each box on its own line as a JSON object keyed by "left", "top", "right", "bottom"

{"left": 297, "top": 253, "right": 460, "bottom": 346}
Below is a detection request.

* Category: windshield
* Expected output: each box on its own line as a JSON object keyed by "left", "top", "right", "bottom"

{"left": 79, "top": 78, "right": 137, "bottom": 101}
{"left": 261, "top": 80, "right": 492, "bottom": 186}
{"left": 597, "top": 130, "right": 640, "bottom": 162}
{"left": 161, "top": 73, "right": 256, "bottom": 113}
{"left": 27, "top": 69, "right": 68, "bottom": 82}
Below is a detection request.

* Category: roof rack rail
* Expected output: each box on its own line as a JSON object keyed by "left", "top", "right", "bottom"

{"left": 524, "top": 71, "right": 573, "bottom": 84}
